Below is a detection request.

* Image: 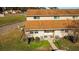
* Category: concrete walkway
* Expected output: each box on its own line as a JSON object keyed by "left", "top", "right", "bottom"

{"left": 47, "top": 39, "right": 59, "bottom": 50}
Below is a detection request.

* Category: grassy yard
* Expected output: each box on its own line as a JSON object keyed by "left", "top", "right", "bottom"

{"left": 0, "top": 28, "right": 51, "bottom": 51}
{"left": 54, "top": 39, "right": 79, "bottom": 51}
{"left": 0, "top": 14, "right": 25, "bottom": 26}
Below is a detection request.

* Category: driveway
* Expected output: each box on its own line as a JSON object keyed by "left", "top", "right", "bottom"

{"left": 0, "top": 22, "right": 24, "bottom": 35}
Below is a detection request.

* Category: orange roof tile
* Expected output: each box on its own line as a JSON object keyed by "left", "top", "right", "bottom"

{"left": 26, "top": 9, "right": 79, "bottom": 16}
{"left": 25, "top": 20, "right": 79, "bottom": 30}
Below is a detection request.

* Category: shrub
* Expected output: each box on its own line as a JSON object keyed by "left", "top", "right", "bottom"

{"left": 35, "top": 37, "right": 40, "bottom": 42}
{"left": 54, "top": 40, "right": 63, "bottom": 49}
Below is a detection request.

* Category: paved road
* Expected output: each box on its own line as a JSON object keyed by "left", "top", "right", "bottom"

{"left": 0, "top": 22, "right": 24, "bottom": 35}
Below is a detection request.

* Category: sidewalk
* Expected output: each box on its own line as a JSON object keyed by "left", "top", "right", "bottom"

{"left": 47, "top": 39, "right": 59, "bottom": 50}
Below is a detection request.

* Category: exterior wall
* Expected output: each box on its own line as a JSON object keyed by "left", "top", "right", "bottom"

{"left": 52, "top": 16, "right": 74, "bottom": 20}
{"left": 33, "top": 31, "right": 54, "bottom": 40}
{"left": 25, "top": 30, "right": 70, "bottom": 40}
{"left": 54, "top": 30, "right": 75, "bottom": 39}
{"left": 27, "top": 17, "right": 52, "bottom": 20}
{"left": 54, "top": 30, "right": 67, "bottom": 38}
{"left": 27, "top": 16, "right": 79, "bottom": 20}
{"left": 25, "top": 30, "right": 54, "bottom": 40}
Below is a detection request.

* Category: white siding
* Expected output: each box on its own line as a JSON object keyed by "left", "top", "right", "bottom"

{"left": 27, "top": 16, "right": 79, "bottom": 20}
{"left": 25, "top": 30, "right": 70, "bottom": 40}
{"left": 27, "top": 17, "right": 52, "bottom": 20}
{"left": 33, "top": 31, "right": 44, "bottom": 38}
{"left": 52, "top": 16, "right": 73, "bottom": 20}
{"left": 77, "top": 17, "right": 79, "bottom": 19}
{"left": 33, "top": 31, "right": 54, "bottom": 40}
{"left": 54, "top": 31, "right": 63, "bottom": 38}
{"left": 26, "top": 31, "right": 54, "bottom": 40}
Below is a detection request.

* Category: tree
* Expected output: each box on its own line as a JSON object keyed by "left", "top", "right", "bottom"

{"left": 66, "top": 20, "right": 79, "bottom": 43}
{"left": 48, "top": 7, "right": 59, "bottom": 9}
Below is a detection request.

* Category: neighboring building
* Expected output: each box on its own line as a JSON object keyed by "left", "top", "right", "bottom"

{"left": 0, "top": 7, "right": 4, "bottom": 17}
{"left": 24, "top": 9, "right": 79, "bottom": 40}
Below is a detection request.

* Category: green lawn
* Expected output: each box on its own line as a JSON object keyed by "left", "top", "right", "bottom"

{"left": 54, "top": 39, "right": 79, "bottom": 51}
{"left": 0, "top": 29, "right": 51, "bottom": 51}
{"left": 0, "top": 14, "right": 25, "bottom": 26}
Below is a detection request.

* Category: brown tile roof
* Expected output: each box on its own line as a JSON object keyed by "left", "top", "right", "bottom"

{"left": 25, "top": 20, "right": 79, "bottom": 30}
{"left": 26, "top": 9, "right": 79, "bottom": 16}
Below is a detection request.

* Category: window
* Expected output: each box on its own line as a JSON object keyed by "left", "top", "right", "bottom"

{"left": 61, "top": 29, "right": 64, "bottom": 31}
{"left": 73, "top": 16, "right": 78, "bottom": 19}
{"left": 44, "top": 35, "right": 48, "bottom": 38}
{"left": 44, "top": 30, "right": 53, "bottom": 33}
{"left": 34, "top": 16, "right": 40, "bottom": 19}
{"left": 50, "top": 35, "right": 53, "bottom": 38}
{"left": 65, "top": 30, "right": 68, "bottom": 32}
{"left": 30, "top": 31, "right": 33, "bottom": 34}
{"left": 54, "top": 16, "right": 60, "bottom": 19}
{"left": 35, "top": 31, "right": 38, "bottom": 34}
{"left": 44, "top": 30, "right": 50, "bottom": 33}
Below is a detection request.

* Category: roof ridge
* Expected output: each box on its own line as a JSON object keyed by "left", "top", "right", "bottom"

{"left": 26, "top": 9, "right": 79, "bottom": 16}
